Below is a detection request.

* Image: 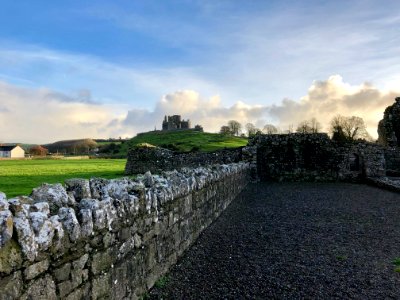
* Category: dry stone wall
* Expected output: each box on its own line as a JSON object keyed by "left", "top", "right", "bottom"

{"left": 0, "top": 163, "right": 250, "bottom": 299}
{"left": 125, "top": 146, "right": 242, "bottom": 175}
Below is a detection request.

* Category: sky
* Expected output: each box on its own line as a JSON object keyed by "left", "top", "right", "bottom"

{"left": 0, "top": 0, "right": 399, "bottom": 143}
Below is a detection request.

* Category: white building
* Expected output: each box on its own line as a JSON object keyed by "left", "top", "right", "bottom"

{"left": 0, "top": 145, "right": 25, "bottom": 158}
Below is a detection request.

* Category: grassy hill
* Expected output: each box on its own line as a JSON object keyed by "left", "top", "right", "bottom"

{"left": 120, "top": 130, "right": 248, "bottom": 153}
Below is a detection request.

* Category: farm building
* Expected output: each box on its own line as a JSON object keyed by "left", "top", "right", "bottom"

{"left": 0, "top": 145, "right": 25, "bottom": 158}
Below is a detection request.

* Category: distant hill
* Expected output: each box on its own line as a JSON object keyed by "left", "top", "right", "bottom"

{"left": 119, "top": 130, "right": 248, "bottom": 154}
{"left": 45, "top": 138, "right": 98, "bottom": 154}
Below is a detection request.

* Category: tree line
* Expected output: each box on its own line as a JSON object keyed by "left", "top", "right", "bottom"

{"left": 219, "top": 115, "right": 372, "bottom": 142}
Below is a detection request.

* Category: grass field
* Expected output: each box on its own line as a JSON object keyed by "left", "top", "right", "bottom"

{"left": 121, "top": 130, "right": 248, "bottom": 153}
{"left": 0, "top": 159, "right": 126, "bottom": 198}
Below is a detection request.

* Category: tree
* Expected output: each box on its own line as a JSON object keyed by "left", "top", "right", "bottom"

{"left": 262, "top": 124, "right": 278, "bottom": 134}
{"left": 227, "top": 120, "right": 242, "bottom": 136}
{"left": 296, "top": 118, "right": 322, "bottom": 133}
{"left": 245, "top": 123, "right": 258, "bottom": 137}
{"left": 309, "top": 117, "right": 322, "bottom": 133}
{"left": 29, "top": 145, "right": 48, "bottom": 156}
{"left": 287, "top": 124, "right": 294, "bottom": 134}
{"left": 296, "top": 121, "right": 312, "bottom": 133}
{"left": 219, "top": 125, "right": 232, "bottom": 135}
{"left": 330, "top": 115, "right": 371, "bottom": 142}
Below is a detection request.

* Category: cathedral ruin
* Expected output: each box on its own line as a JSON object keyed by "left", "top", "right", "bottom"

{"left": 161, "top": 115, "right": 203, "bottom": 131}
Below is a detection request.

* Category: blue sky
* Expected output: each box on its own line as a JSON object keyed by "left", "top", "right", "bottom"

{"left": 0, "top": 0, "right": 399, "bottom": 142}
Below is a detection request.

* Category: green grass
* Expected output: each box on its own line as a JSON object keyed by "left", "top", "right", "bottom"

{"left": 96, "top": 141, "right": 122, "bottom": 146}
{"left": 391, "top": 258, "right": 400, "bottom": 273}
{"left": 121, "top": 130, "right": 248, "bottom": 153}
{"left": 392, "top": 258, "right": 400, "bottom": 266}
{"left": 154, "top": 276, "right": 169, "bottom": 289}
{"left": 335, "top": 255, "right": 348, "bottom": 261}
{"left": 0, "top": 159, "right": 126, "bottom": 198}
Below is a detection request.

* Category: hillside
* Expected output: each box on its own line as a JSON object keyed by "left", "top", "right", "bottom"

{"left": 120, "top": 130, "right": 248, "bottom": 153}
{"left": 45, "top": 138, "right": 98, "bottom": 154}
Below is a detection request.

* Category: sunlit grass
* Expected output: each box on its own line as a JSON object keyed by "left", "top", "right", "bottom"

{"left": 0, "top": 159, "right": 126, "bottom": 198}
{"left": 121, "top": 130, "right": 248, "bottom": 153}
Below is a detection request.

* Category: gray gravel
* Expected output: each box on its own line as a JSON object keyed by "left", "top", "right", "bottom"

{"left": 149, "top": 182, "right": 400, "bottom": 299}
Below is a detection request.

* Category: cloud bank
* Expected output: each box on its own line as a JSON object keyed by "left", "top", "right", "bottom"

{"left": 119, "top": 75, "right": 398, "bottom": 138}
{"left": 0, "top": 81, "right": 123, "bottom": 144}
{"left": 0, "top": 75, "right": 398, "bottom": 143}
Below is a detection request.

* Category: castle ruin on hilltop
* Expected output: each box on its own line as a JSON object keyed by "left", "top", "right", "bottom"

{"left": 162, "top": 115, "right": 203, "bottom": 132}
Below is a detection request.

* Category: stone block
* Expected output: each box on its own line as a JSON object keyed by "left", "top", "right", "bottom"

{"left": 0, "top": 210, "right": 13, "bottom": 247}
{"left": 102, "top": 232, "right": 115, "bottom": 248}
{"left": 30, "top": 202, "right": 50, "bottom": 215}
{"left": 13, "top": 212, "right": 38, "bottom": 261}
{"left": 91, "top": 249, "right": 113, "bottom": 275}
{"left": 0, "top": 271, "right": 23, "bottom": 300}
{"left": 0, "top": 194, "right": 8, "bottom": 210}
{"left": 54, "top": 262, "right": 71, "bottom": 282}
{"left": 70, "top": 267, "right": 83, "bottom": 289}
{"left": 21, "top": 274, "right": 56, "bottom": 300}
{"left": 82, "top": 269, "right": 89, "bottom": 281}
{"left": 119, "top": 237, "right": 135, "bottom": 257}
{"left": 24, "top": 259, "right": 49, "bottom": 280}
{"left": 73, "top": 253, "right": 89, "bottom": 270}
{"left": 89, "top": 178, "right": 109, "bottom": 199}
{"left": 0, "top": 239, "right": 23, "bottom": 274}
{"left": 134, "top": 233, "right": 142, "bottom": 249}
{"left": 65, "top": 288, "right": 83, "bottom": 300}
{"left": 65, "top": 178, "right": 91, "bottom": 201}
{"left": 31, "top": 183, "right": 75, "bottom": 214}
{"left": 29, "top": 211, "right": 55, "bottom": 251}
{"left": 49, "top": 215, "right": 67, "bottom": 254}
{"left": 58, "top": 280, "right": 74, "bottom": 298}
{"left": 59, "top": 207, "right": 81, "bottom": 243}
{"left": 8, "top": 197, "right": 32, "bottom": 216}
{"left": 111, "top": 264, "right": 129, "bottom": 299}
{"left": 92, "top": 273, "right": 111, "bottom": 300}
{"left": 79, "top": 208, "right": 94, "bottom": 238}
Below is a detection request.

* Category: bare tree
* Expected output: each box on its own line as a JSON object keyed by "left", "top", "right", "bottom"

{"left": 245, "top": 123, "right": 258, "bottom": 137}
{"left": 262, "top": 124, "right": 278, "bottom": 134}
{"left": 296, "top": 120, "right": 312, "bottom": 133}
{"left": 287, "top": 124, "right": 294, "bottom": 133}
{"left": 330, "top": 115, "right": 371, "bottom": 142}
{"left": 228, "top": 120, "right": 242, "bottom": 136}
{"left": 219, "top": 125, "right": 232, "bottom": 135}
{"left": 296, "top": 118, "right": 322, "bottom": 133}
{"left": 29, "top": 145, "right": 48, "bottom": 156}
{"left": 309, "top": 117, "right": 322, "bottom": 133}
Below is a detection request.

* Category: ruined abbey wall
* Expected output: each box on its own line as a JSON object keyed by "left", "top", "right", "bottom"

{"left": 246, "top": 133, "right": 385, "bottom": 182}
{"left": 0, "top": 163, "right": 250, "bottom": 299}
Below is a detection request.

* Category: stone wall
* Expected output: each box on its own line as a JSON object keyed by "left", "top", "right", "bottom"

{"left": 247, "top": 133, "right": 385, "bottom": 182}
{"left": 384, "top": 147, "right": 400, "bottom": 176}
{"left": 378, "top": 97, "right": 400, "bottom": 146}
{"left": 0, "top": 163, "right": 250, "bottom": 299}
{"left": 125, "top": 146, "right": 243, "bottom": 175}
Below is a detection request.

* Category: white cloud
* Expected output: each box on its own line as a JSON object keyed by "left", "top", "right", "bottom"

{"left": 269, "top": 75, "right": 399, "bottom": 137}
{"left": 0, "top": 76, "right": 398, "bottom": 144}
{"left": 121, "top": 90, "right": 269, "bottom": 134}
{"left": 0, "top": 81, "right": 123, "bottom": 143}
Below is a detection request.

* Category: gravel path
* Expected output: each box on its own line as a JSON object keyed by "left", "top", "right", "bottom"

{"left": 149, "top": 182, "right": 400, "bottom": 299}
